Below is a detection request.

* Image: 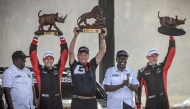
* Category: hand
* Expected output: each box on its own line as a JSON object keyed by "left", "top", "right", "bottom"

{"left": 136, "top": 104, "right": 141, "bottom": 109}
{"left": 121, "top": 80, "right": 129, "bottom": 87}
{"left": 123, "top": 80, "right": 129, "bottom": 86}
{"left": 35, "top": 34, "right": 42, "bottom": 37}
{"left": 100, "top": 28, "right": 107, "bottom": 39}
{"left": 73, "top": 27, "right": 80, "bottom": 36}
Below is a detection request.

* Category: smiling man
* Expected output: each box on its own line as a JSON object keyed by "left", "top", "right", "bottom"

{"left": 29, "top": 34, "right": 68, "bottom": 109}
{"left": 2, "top": 50, "right": 36, "bottom": 109}
{"left": 135, "top": 36, "right": 176, "bottom": 109}
{"left": 69, "top": 27, "right": 107, "bottom": 109}
{"left": 102, "top": 50, "right": 139, "bottom": 109}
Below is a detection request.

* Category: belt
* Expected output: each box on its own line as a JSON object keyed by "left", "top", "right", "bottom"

{"left": 73, "top": 95, "right": 96, "bottom": 99}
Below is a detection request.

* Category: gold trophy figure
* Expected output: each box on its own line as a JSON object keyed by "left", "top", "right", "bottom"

{"left": 76, "top": 6, "right": 105, "bottom": 33}
{"left": 126, "top": 73, "right": 130, "bottom": 87}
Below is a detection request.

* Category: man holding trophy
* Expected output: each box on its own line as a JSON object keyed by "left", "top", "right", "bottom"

{"left": 135, "top": 36, "right": 175, "bottom": 109}
{"left": 29, "top": 34, "right": 68, "bottom": 109}
{"left": 135, "top": 11, "right": 186, "bottom": 109}
{"left": 29, "top": 10, "right": 68, "bottom": 109}
{"left": 68, "top": 27, "right": 107, "bottom": 109}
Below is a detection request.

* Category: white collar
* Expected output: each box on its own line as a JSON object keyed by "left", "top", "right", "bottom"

{"left": 11, "top": 64, "right": 24, "bottom": 71}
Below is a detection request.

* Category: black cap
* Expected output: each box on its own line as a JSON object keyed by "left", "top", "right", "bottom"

{"left": 12, "top": 50, "right": 30, "bottom": 60}
{"left": 116, "top": 50, "right": 129, "bottom": 58}
{"left": 78, "top": 46, "right": 89, "bottom": 54}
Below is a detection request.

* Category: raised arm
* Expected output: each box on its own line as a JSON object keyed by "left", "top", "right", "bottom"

{"left": 29, "top": 35, "right": 41, "bottom": 77}
{"left": 95, "top": 28, "right": 107, "bottom": 64}
{"left": 135, "top": 70, "right": 144, "bottom": 109}
{"left": 57, "top": 35, "right": 68, "bottom": 77}
{"left": 162, "top": 36, "right": 176, "bottom": 70}
{"left": 69, "top": 27, "right": 80, "bottom": 65}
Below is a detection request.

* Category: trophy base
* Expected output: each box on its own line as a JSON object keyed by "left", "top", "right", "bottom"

{"left": 35, "top": 30, "right": 63, "bottom": 35}
{"left": 76, "top": 28, "right": 105, "bottom": 33}
{"left": 158, "top": 26, "right": 186, "bottom": 36}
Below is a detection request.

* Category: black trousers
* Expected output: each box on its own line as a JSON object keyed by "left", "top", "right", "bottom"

{"left": 145, "top": 94, "right": 169, "bottom": 109}
{"left": 71, "top": 98, "right": 97, "bottom": 109}
{"left": 123, "top": 102, "right": 134, "bottom": 109}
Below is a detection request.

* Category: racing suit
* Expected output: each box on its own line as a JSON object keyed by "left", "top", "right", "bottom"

{"left": 29, "top": 36, "right": 68, "bottom": 109}
{"left": 70, "top": 58, "right": 98, "bottom": 109}
{"left": 135, "top": 36, "right": 175, "bottom": 109}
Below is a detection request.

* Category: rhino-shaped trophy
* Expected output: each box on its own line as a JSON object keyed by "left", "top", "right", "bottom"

{"left": 76, "top": 6, "right": 105, "bottom": 33}
{"left": 35, "top": 10, "right": 67, "bottom": 35}
{"left": 158, "top": 11, "right": 186, "bottom": 36}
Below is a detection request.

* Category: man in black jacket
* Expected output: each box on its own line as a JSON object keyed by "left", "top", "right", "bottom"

{"left": 29, "top": 34, "right": 68, "bottom": 109}
{"left": 69, "top": 27, "right": 107, "bottom": 109}
{"left": 135, "top": 36, "right": 175, "bottom": 109}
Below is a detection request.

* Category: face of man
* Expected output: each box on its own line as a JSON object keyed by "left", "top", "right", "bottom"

{"left": 116, "top": 56, "right": 128, "bottom": 69}
{"left": 146, "top": 54, "right": 159, "bottom": 65}
{"left": 77, "top": 52, "right": 89, "bottom": 65}
{"left": 14, "top": 58, "right": 26, "bottom": 69}
{"left": 43, "top": 56, "right": 54, "bottom": 68}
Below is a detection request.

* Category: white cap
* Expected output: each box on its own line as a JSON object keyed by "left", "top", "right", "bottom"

{"left": 147, "top": 48, "right": 159, "bottom": 56}
{"left": 43, "top": 51, "right": 54, "bottom": 59}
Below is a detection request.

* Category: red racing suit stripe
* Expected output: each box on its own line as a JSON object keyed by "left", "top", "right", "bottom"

{"left": 30, "top": 39, "right": 42, "bottom": 103}
{"left": 58, "top": 48, "right": 68, "bottom": 92}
